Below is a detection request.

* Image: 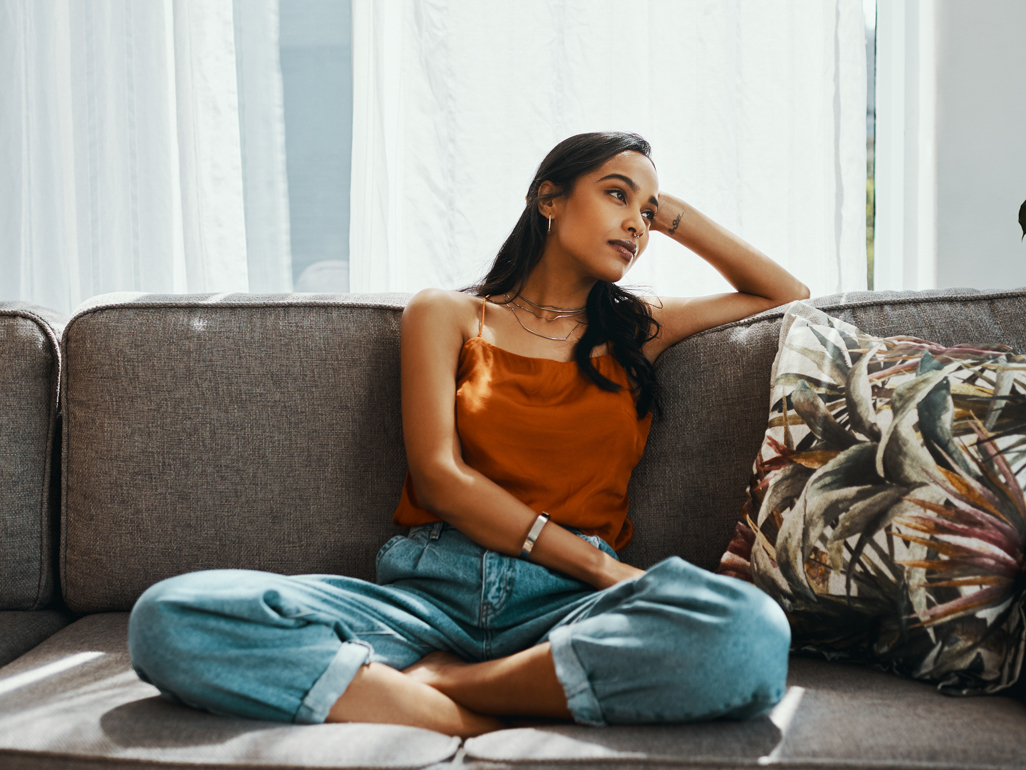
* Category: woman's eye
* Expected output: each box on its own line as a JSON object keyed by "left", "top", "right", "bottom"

{"left": 643, "top": 211, "right": 655, "bottom": 222}
{"left": 609, "top": 189, "right": 626, "bottom": 202}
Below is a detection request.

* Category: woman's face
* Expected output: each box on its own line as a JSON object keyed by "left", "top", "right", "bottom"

{"left": 544, "top": 151, "right": 659, "bottom": 283}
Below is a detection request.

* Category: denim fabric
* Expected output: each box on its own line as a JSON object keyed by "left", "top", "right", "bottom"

{"left": 128, "top": 524, "right": 789, "bottom": 726}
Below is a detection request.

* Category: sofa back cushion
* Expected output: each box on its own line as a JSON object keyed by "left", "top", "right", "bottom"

{"left": 0, "top": 303, "right": 66, "bottom": 610}
{"left": 619, "top": 287, "right": 1026, "bottom": 572}
{"left": 61, "top": 288, "right": 1026, "bottom": 612}
{"left": 61, "top": 294, "right": 409, "bottom": 613}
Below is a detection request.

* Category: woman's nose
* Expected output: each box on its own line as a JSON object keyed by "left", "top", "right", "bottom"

{"left": 627, "top": 216, "right": 646, "bottom": 237}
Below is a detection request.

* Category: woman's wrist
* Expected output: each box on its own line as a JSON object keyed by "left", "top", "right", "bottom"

{"left": 525, "top": 520, "right": 628, "bottom": 589}
{"left": 591, "top": 556, "right": 646, "bottom": 590}
{"left": 652, "top": 193, "right": 688, "bottom": 238}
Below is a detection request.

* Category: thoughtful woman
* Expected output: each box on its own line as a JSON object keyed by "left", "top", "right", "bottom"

{"left": 129, "top": 132, "right": 809, "bottom": 737}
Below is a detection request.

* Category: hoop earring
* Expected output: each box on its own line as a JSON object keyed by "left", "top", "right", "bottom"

{"left": 547, "top": 216, "right": 552, "bottom": 235}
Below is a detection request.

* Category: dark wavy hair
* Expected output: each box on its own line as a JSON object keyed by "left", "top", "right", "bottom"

{"left": 470, "top": 132, "right": 661, "bottom": 419}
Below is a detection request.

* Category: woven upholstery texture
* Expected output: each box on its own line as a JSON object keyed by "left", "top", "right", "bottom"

{"left": 0, "top": 610, "right": 74, "bottom": 668}
{"left": 8, "top": 286, "right": 1023, "bottom": 770}
{"left": 60, "top": 289, "right": 1026, "bottom": 609}
{"left": 0, "top": 613, "right": 461, "bottom": 769}
{"left": 0, "top": 303, "right": 66, "bottom": 610}
{"left": 769, "top": 657, "right": 1026, "bottom": 768}
{"left": 4, "top": 616, "right": 1022, "bottom": 770}
{"left": 619, "top": 287, "right": 1026, "bottom": 571}
{"left": 464, "top": 656, "right": 1026, "bottom": 769}
{"left": 61, "top": 294, "right": 409, "bottom": 613}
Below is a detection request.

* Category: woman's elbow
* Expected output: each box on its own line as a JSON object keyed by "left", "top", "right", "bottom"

{"left": 775, "top": 279, "right": 810, "bottom": 303}
{"left": 408, "top": 461, "right": 463, "bottom": 515}
{"left": 762, "top": 281, "right": 809, "bottom": 310}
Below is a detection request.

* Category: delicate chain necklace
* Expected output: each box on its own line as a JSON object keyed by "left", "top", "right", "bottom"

{"left": 504, "top": 294, "right": 584, "bottom": 322}
{"left": 517, "top": 294, "right": 586, "bottom": 313}
{"left": 502, "top": 295, "right": 586, "bottom": 342}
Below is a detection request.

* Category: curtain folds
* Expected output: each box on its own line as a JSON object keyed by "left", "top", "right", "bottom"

{"left": 0, "top": 0, "right": 291, "bottom": 314}
{"left": 350, "top": 0, "right": 868, "bottom": 298}
{"left": 233, "top": 0, "right": 292, "bottom": 294}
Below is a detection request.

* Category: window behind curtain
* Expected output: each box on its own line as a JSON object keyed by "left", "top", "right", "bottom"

{"left": 275, "top": 2, "right": 875, "bottom": 297}
{"left": 279, "top": 0, "right": 353, "bottom": 292}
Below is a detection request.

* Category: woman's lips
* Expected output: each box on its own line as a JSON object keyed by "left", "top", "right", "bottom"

{"left": 610, "top": 241, "right": 635, "bottom": 261}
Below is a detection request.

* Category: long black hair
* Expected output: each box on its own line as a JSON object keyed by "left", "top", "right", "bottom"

{"left": 470, "top": 132, "right": 661, "bottom": 419}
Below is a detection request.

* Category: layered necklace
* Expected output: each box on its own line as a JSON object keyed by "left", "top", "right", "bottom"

{"left": 502, "top": 293, "right": 586, "bottom": 341}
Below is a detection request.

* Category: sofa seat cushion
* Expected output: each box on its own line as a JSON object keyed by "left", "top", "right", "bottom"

{"left": 463, "top": 656, "right": 1026, "bottom": 769}
{"left": 0, "top": 610, "right": 74, "bottom": 669}
{"left": 0, "top": 613, "right": 460, "bottom": 769}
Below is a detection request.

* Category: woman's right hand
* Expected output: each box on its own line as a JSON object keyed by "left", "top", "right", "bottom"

{"left": 591, "top": 557, "right": 646, "bottom": 591}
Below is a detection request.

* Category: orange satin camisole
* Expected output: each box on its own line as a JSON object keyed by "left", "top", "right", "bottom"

{"left": 392, "top": 297, "right": 653, "bottom": 551}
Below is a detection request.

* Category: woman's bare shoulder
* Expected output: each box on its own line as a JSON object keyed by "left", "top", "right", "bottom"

{"left": 404, "top": 288, "right": 482, "bottom": 343}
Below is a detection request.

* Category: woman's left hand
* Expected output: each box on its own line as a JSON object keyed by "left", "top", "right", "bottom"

{"left": 649, "top": 192, "right": 688, "bottom": 238}
{"left": 591, "top": 559, "right": 647, "bottom": 591}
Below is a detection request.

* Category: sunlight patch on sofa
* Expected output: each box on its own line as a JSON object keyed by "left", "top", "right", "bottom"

{"left": 759, "top": 686, "right": 806, "bottom": 765}
{"left": 0, "top": 652, "right": 105, "bottom": 697}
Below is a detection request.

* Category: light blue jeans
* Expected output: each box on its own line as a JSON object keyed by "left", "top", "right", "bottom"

{"left": 128, "top": 523, "right": 790, "bottom": 726}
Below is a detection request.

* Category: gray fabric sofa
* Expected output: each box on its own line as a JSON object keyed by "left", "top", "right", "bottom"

{"left": 1, "top": 288, "right": 1025, "bottom": 769}
{"left": 0, "top": 303, "right": 75, "bottom": 670}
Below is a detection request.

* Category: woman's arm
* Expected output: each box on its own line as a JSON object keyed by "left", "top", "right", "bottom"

{"left": 400, "top": 289, "right": 643, "bottom": 590}
{"left": 643, "top": 193, "right": 810, "bottom": 361}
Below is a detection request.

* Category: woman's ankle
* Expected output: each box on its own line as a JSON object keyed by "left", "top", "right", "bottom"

{"left": 409, "top": 644, "right": 573, "bottom": 720}
{"left": 326, "top": 661, "right": 502, "bottom": 737}
{"left": 402, "top": 650, "right": 469, "bottom": 691}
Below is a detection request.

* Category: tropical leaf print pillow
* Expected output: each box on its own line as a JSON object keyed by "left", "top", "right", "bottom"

{"left": 718, "top": 302, "right": 1026, "bottom": 695}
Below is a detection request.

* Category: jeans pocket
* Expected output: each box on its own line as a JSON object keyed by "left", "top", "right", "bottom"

{"left": 374, "top": 535, "right": 407, "bottom": 570}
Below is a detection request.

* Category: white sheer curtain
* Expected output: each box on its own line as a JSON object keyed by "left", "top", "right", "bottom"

{"left": 233, "top": 0, "right": 292, "bottom": 294}
{"left": 350, "top": 0, "right": 867, "bottom": 299}
{"left": 0, "top": 0, "right": 291, "bottom": 315}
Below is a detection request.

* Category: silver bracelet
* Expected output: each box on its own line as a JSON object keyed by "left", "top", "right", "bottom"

{"left": 519, "top": 512, "right": 550, "bottom": 560}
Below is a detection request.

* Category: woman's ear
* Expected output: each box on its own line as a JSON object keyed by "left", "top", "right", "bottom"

{"left": 536, "top": 180, "right": 562, "bottom": 219}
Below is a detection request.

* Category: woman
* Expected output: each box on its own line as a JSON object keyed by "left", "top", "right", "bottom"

{"left": 129, "top": 132, "right": 809, "bottom": 737}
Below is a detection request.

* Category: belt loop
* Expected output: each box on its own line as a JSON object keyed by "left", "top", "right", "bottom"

{"left": 430, "top": 521, "right": 444, "bottom": 540}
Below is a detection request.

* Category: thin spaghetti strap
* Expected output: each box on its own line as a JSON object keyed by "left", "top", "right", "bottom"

{"left": 478, "top": 296, "right": 488, "bottom": 337}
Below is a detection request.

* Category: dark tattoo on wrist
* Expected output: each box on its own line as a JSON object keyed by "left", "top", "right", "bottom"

{"left": 667, "top": 211, "right": 683, "bottom": 236}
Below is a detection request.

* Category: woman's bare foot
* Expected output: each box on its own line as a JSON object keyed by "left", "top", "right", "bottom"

{"left": 326, "top": 661, "right": 504, "bottom": 737}
{"left": 402, "top": 650, "right": 469, "bottom": 688}
{"left": 402, "top": 644, "right": 573, "bottom": 720}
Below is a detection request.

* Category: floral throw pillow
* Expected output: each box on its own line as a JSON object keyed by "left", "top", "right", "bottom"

{"left": 718, "top": 302, "right": 1026, "bottom": 695}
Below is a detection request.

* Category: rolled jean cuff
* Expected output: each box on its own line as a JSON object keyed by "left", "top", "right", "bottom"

{"left": 294, "top": 640, "right": 373, "bottom": 724}
{"left": 548, "top": 626, "right": 605, "bottom": 726}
